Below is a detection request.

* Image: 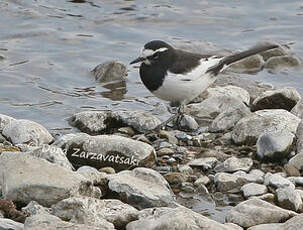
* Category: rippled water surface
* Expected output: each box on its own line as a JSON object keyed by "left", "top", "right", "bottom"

{"left": 1, "top": 0, "right": 303, "bottom": 221}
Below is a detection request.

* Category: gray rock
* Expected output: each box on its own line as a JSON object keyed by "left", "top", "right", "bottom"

{"left": 289, "top": 154, "right": 303, "bottom": 171}
{"left": 77, "top": 166, "right": 108, "bottom": 186}
{"left": 264, "top": 173, "right": 295, "bottom": 189}
{"left": 178, "top": 114, "right": 199, "bottom": 131}
{"left": 0, "top": 114, "right": 15, "bottom": 132}
{"left": 291, "top": 99, "right": 303, "bottom": 118}
{"left": 0, "top": 218, "right": 24, "bottom": 230}
{"left": 186, "top": 95, "right": 249, "bottom": 119}
{"left": 202, "top": 85, "right": 250, "bottom": 105}
{"left": 107, "top": 167, "right": 175, "bottom": 209}
{"left": 252, "top": 87, "right": 301, "bottom": 112}
{"left": 24, "top": 213, "right": 111, "bottom": 230}
{"left": 187, "top": 157, "right": 218, "bottom": 170}
{"left": 22, "top": 201, "right": 51, "bottom": 216}
{"left": 265, "top": 55, "right": 301, "bottom": 70}
{"left": 213, "top": 74, "right": 274, "bottom": 102}
{"left": 126, "top": 206, "right": 235, "bottom": 230}
{"left": 232, "top": 109, "right": 300, "bottom": 145}
{"left": 194, "top": 176, "right": 210, "bottom": 186}
{"left": 2, "top": 119, "right": 53, "bottom": 146}
{"left": 241, "top": 183, "right": 268, "bottom": 198}
{"left": 288, "top": 177, "right": 303, "bottom": 186}
{"left": 0, "top": 152, "right": 97, "bottom": 207}
{"left": 259, "top": 45, "right": 288, "bottom": 61}
{"left": 296, "top": 119, "right": 303, "bottom": 154}
{"left": 276, "top": 186, "right": 302, "bottom": 212}
{"left": 234, "top": 169, "right": 265, "bottom": 184}
{"left": 226, "top": 198, "right": 297, "bottom": 228}
{"left": 247, "top": 223, "right": 283, "bottom": 230}
{"left": 54, "top": 133, "right": 156, "bottom": 170}
{"left": 229, "top": 54, "right": 264, "bottom": 74}
{"left": 92, "top": 60, "right": 127, "bottom": 83}
{"left": 52, "top": 197, "right": 138, "bottom": 229}
{"left": 256, "top": 131, "right": 295, "bottom": 161}
{"left": 215, "top": 157, "right": 253, "bottom": 173}
{"left": 27, "top": 144, "right": 73, "bottom": 170}
{"left": 214, "top": 172, "right": 247, "bottom": 193}
{"left": 210, "top": 108, "right": 251, "bottom": 132}
{"left": 69, "top": 110, "right": 161, "bottom": 134}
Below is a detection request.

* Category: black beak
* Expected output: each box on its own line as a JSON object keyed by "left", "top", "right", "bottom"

{"left": 130, "top": 57, "right": 145, "bottom": 65}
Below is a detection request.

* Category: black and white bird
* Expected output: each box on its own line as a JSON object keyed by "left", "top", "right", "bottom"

{"left": 130, "top": 40, "right": 278, "bottom": 129}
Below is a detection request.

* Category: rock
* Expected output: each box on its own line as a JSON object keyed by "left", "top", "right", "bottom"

{"left": 52, "top": 197, "right": 138, "bottom": 229}
{"left": 126, "top": 206, "right": 235, "bottom": 230}
{"left": 229, "top": 54, "right": 264, "bottom": 73}
{"left": 210, "top": 108, "right": 251, "bottom": 132}
{"left": 69, "top": 110, "right": 161, "bottom": 134}
{"left": 265, "top": 55, "right": 301, "bottom": 70}
{"left": 0, "top": 152, "right": 97, "bottom": 207}
{"left": 194, "top": 175, "right": 210, "bottom": 186}
{"left": 53, "top": 133, "right": 156, "bottom": 171}
{"left": 164, "top": 172, "right": 188, "bottom": 188}
{"left": 276, "top": 186, "right": 302, "bottom": 212}
{"left": 186, "top": 95, "right": 249, "bottom": 119}
{"left": 214, "top": 172, "right": 247, "bottom": 193}
{"left": 250, "top": 193, "right": 275, "bottom": 204}
{"left": 241, "top": 183, "right": 268, "bottom": 198}
{"left": 99, "top": 167, "right": 116, "bottom": 174}
{"left": 288, "top": 177, "right": 303, "bottom": 186}
{"left": 22, "top": 201, "right": 51, "bottom": 216}
{"left": 202, "top": 85, "right": 250, "bottom": 105}
{"left": 291, "top": 99, "right": 303, "bottom": 118}
{"left": 247, "top": 223, "right": 283, "bottom": 230}
{"left": 259, "top": 45, "right": 288, "bottom": 61}
{"left": 284, "top": 164, "right": 300, "bottom": 177}
{"left": 296, "top": 119, "right": 303, "bottom": 154}
{"left": 77, "top": 166, "right": 108, "bottom": 187}
{"left": 157, "top": 147, "right": 174, "bottom": 156}
{"left": 2, "top": 119, "right": 53, "bottom": 146}
{"left": 107, "top": 167, "right": 175, "bottom": 209}
{"left": 92, "top": 60, "right": 127, "bottom": 83}
{"left": 226, "top": 198, "right": 297, "bottom": 228}
{"left": 0, "top": 218, "right": 23, "bottom": 230}
{"left": 234, "top": 169, "right": 265, "bottom": 184}
{"left": 0, "top": 114, "right": 15, "bottom": 131}
{"left": 178, "top": 114, "right": 199, "bottom": 131}
{"left": 24, "top": 213, "right": 111, "bottom": 230}
{"left": 213, "top": 74, "right": 274, "bottom": 102}
{"left": 232, "top": 109, "right": 300, "bottom": 145}
{"left": 187, "top": 157, "right": 218, "bottom": 170}
{"left": 288, "top": 154, "right": 303, "bottom": 171}
{"left": 264, "top": 173, "right": 295, "bottom": 189}
{"left": 256, "top": 131, "right": 295, "bottom": 161}
{"left": 27, "top": 144, "right": 73, "bottom": 170}
{"left": 252, "top": 87, "right": 301, "bottom": 112}
{"left": 214, "top": 157, "right": 253, "bottom": 173}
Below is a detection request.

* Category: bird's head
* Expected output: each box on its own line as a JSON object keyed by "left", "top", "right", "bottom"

{"left": 130, "top": 40, "right": 174, "bottom": 66}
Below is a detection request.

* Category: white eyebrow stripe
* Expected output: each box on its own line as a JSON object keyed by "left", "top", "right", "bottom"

{"left": 141, "top": 47, "right": 168, "bottom": 58}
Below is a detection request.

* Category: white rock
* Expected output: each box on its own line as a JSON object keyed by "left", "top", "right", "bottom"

{"left": 264, "top": 173, "right": 295, "bottom": 189}
{"left": 214, "top": 172, "right": 246, "bottom": 193}
{"left": 52, "top": 197, "right": 138, "bottom": 229}
{"left": 215, "top": 157, "right": 253, "bottom": 173}
{"left": 22, "top": 201, "right": 51, "bottom": 216}
{"left": 0, "top": 152, "right": 97, "bottom": 207}
{"left": 226, "top": 198, "right": 297, "bottom": 228}
{"left": 0, "top": 218, "right": 23, "bottom": 230}
{"left": 0, "top": 114, "right": 15, "bottom": 131}
{"left": 241, "top": 183, "right": 268, "bottom": 198}
{"left": 77, "top": 166, "right": 108, "bottom": 186}
{"left": 107, "top": 167, "right": 175, "bottom": 209}
{"left": 2, "top": 119, "right": 53, "bottom": 145}
{"left": 289, "top": 153, "right": 303, "bottom": 171}
{"left": 276, "top": 186, "right": 302, "bottom": 212}
{"left": 232, "top": 109, "right": 300, "bottom": 145}
{"left": 187, "top": 157, "right": 218, "bottom": 170}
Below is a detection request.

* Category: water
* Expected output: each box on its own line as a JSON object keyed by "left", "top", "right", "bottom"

{"left": 0, "top": 0, "right": 303, "bottom": 222}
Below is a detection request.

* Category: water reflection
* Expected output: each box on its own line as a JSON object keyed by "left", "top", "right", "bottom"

{"left": 99, "top": 80, "right": 127, "bottom": 101}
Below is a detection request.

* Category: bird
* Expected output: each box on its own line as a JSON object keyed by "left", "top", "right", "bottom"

{"left": 130, "top": 40, "right": 279, "bottom": 130}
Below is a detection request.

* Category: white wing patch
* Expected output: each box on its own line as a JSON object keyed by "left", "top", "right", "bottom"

{"left": 141, "top": 47, "right": 168, "bottom": 58}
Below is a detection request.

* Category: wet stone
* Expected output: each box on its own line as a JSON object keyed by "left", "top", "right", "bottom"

{"left": 229, "top": 54, "right": 264, "bottom": 74}
{"left": 256, "top": 131, "right": 295, "bottom": 161}
{"left": 92, "top": 60, "right": 127, "bottom": 83}
{"left": 265, "top": 55, "right": 301, "bottom": 70}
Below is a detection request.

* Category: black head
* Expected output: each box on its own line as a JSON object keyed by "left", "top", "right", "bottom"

{"left": 130, "top": 40, "right": 175, "bottom": 66}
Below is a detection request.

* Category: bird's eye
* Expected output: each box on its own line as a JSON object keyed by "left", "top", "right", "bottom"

{"left": 153, "top": 52, "right": 159, "bottom": 59}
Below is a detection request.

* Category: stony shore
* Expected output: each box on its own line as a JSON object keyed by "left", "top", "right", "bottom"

{"left": 0, "top": 42, "right": 303, "bottom": 229}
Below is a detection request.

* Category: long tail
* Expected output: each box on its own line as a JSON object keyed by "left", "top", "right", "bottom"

{"left": 206, "top": 43, "right": 279, "bottom": 75}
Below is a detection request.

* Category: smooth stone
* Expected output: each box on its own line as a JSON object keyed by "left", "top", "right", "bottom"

{"left": 92, "top": 60, "right": 127, "bottom": 83}
{"left": 27, "top": 144, "right": 73, "bottom": 170}
{"left": 284, "top": 164, "right": 300, "bottom": 177}
{"left": 52, "top": 197, "right": 138, "bottom": 229}
{"left": 225, "top": 198, "right": 297, "bottom": 228}
{"left": 296, "top": 119, "right": 303, "bottom": 154}
{"left": 215, "top": 157, "right": 253, "bottom": 173}
{"left": 203, "top": 85, "right": 250, "bottom": 105}
{"left": 250, "top": 193, "right": 275, "bottom": 204}
{"left": 0, "top": 218, "right": 24, "bottom": 230}
{"left": 256, "top": 131, "right": 295, "bottom": 161}
{"left": 264, "top": 173, "right": 295, "bottom": 189}
{"left": 187, "top": 157, "right": 218, "bottom": 170}
{"left": 229, "top": 54, "right": 264, "bottom": 74}
{"left": 69, "top": 110, "right": 161, "bottom": 134}
{"left": 247, "top": 223, "right": 283, "bottom": 230}
{"left": 194, "top": 175, "right": 210, "bottom": 186}
{"left": 0, "top": 152, "right": 97, "bottom": 207}
{"left": 288, "top": 153, "right": 303, "bottom": 171}
{"left": 210, "top": 108, "right": 251, "bottom": 133}
{"left": 214, "top": 172, "right": 247, "bottom": 193}
{"left": 107, "top": 167, "right": 175, "bottom": 210}
{"left": 276, "top": 186, "right": 302, "bottom": 212}
{"left": 53, "top": 133, "right": 156, "bottom": 170}
{"left": 126, "top": 206, "right": 236, "bottom": 230}
{"left": 178, "top": 114, "right": 199, "bottom": 131}
{"left": 232, "top": 109, "right": 300, "bottom": 145}
{"left": 0, "top": 114, "right": 15, "bottom": 131}
{"left": 288, "top": 177, "right": 303, "bottom": 186}
{"left": 24, "top": 213, "right": 112, "bottom": 230}
{"left": 186, "top": 95, "right": 248, "bottom": 119}
{"left": 265, "top": 55, "right": 301, "bottom": 70}
{"left": 99, "top": 167, "right": 116, "bottom": 174}
{"left": 252, "top": 87, "right": 301, "bottom": 112}
{"left": 234, "top": 169, "right": 265, "bottom": 184}
{"left": 2, "top": 119, "right": 53, "bottom": 146}
{"left": 241, "top": 183, "right": 268, "bottom": 198}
